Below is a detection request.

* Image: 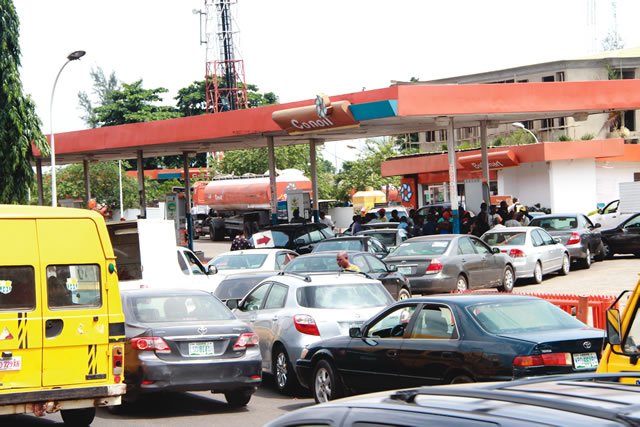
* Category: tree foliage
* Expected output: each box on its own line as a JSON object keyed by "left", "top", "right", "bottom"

{"left": 0, "top": 0, "right": 49, "bottom": 203}
{"left": 78, "top": 67, "right": 119, "bottom": 128}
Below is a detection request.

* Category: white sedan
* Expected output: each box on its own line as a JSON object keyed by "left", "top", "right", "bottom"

{"left": 206, "top": 248, "right": 298, "bottom": 275}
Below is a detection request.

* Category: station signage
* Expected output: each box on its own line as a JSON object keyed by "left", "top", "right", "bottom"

{"left": 458, "top": 150, "right": 519, "bottom": 170}
{"left": 272, "top": 96, "right": 360, "bottom": 135}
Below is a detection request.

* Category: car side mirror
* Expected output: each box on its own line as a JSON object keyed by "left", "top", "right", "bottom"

{"left": 349, "top": 327, "right": 363, "bottom": 338}
{"left": 294, "top": 238, "right": 305, "bottom": 245}
{"left": 606, "top": 308, "right": 622, "bottom": 346}
{"left": 553, "top": 237, "right": 562, "bottom": 244}
{"left": 207, "top": 265, "right": 218, "bottom": 275}
{"left": 492, "top": 247, "right": 501, "bottom": 254}
{"left": 598, "top": 208, "right": 603, "bottom": 214}
{"left": 387, "top": 264, "right": 398, "bottom": 272}
{"left": 226, "top": 298, "right": 240, "bottom": 310}
{"left": 594, "top": 223, "right": 601, "bottom": 229}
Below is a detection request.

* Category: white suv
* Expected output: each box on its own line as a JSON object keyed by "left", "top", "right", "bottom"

{"left": 231, "top": 272, "right": 394, "bottom": 394}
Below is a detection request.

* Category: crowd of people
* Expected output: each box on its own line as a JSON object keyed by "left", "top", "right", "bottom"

{"left": 349, "top": 198, "right": 533, "bottom": 239}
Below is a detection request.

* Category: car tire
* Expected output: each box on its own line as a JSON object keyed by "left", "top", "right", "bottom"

{"left": 580, "top": 248, "right": 592, "bottom": 269}
{"left": 60, "top": 408, "right": 96, "bottom": 426}
{"left": 224, "top": 389, "right": 253, "bottom": 407}
{"left": 312, "top": 359, "right": 344, "bottom": 404}
{"left": 559, "top": 253, "right": 570, "bottom": 276}
{"left": 273, "top": 345, "right": 299, "bottom": 395}
{"left": 212, "top": 226, "right": 226, "bottom": 241}
{"left": 594, "top": 242, "right": 606, "bottom": 261}
{"left": 532, "top": 261, "right": 543, "bottom": 284}
{"left": 455, "top": 275, "right": 468, "bottom": 293}
{"left": 497, "top": 266, "right": 515, "bottom": 293}
{"left": 602, "top": 241, "right": 614, "bottom": 259}
{"left": 449, "top": 375, "right": 474, "bottom": 384}
{"left": 398, "top": 288, "right": 411, "bottom": 300}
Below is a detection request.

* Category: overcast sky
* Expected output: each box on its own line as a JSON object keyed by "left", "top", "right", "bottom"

{"left": 13, "top": 0, "right": 640, "bottom": 166}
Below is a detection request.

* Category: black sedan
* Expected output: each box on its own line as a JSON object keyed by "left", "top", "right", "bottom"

{"left": 599, "top": 212, "right": 640, "bottom": 258}
{"left": 295, "top": 294, "right": 604, "bottom": 403}
{"left": 529, "top": 213, "right": 605, "bottom": 268}
{"left": 283, "top": 251, "right": 411, "bottom": 300}
{"left": 120, "top": 289, "right": 262, "bottom": 407}
{"left": 251, "top": 223, "right": 334, "bottom": 254}
{"left": 311, "top": 235, "right": 389, "bottom": 257}
{"left": 383, "top": 234, "right": 514, "bottom": 294}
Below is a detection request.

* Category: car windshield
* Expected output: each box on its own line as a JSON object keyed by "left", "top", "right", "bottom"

{"left": 363, "top": 232, "right": 396, "bottom": 246}
{"left": 390, "top": 240, "right": 449, "bottom": 256}
{"left": 482, "top": 232, "right": 526, "bottom": 246}
{"left": 297, "top": 283, "right": 392, "bottom": 309}
{"left": 530, "top": 217, "right": 578, "bottom": 231}
{"left": 314, "top": 240, "right": 362, "bottom": 252}
{"left": 284, "top": 255, "right": 340, "bottom": 272}
{"left": 129, "top": 294, "right": 234, "bottom": 323}
{"left": 211, "top": 254, "right": 268, "bottom": 270}
{"left": 468, "top": 300, "right": 586, "bottom": 334}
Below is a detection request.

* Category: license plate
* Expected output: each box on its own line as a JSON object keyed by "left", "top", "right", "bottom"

{"left": 398, "top": 266, "right": 412, "bottom": 275}
{"left": 573, "top": 352, "right": 598, "bottom": 370}
{"left": 0, "top": 357, "right": 21, "bottom": 371}
{"left": 188, "top": 342, "right": 215, "bottom": 356}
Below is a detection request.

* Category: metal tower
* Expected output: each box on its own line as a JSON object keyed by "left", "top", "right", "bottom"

{"left": 200, "top": 0, "right": 248, "bottom": 113}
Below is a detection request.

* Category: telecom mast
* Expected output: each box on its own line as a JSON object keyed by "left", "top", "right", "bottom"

{"left": 200, "top": 0, "right": 248, "bottom": 113}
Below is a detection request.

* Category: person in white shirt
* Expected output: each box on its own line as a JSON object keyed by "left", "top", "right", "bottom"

{"left": 319, "top": 211, "right": 334, "bottom": 229}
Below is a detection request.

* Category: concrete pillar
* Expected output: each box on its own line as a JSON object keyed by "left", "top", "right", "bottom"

{"left": 446, "top": 118, "right": 460, "bottom": 233}
{"left": 36, "top": 158, "right": 44, "bottom": 206}
{"left": 83, "top": 159, "right": 91, "bottom": 206}
{"left": 480, "top": 120, "right": 491, "bottom": 204}
{"left": 310, "top": 139, "right": 321, "bottom": 223}
{"left": 418, "top": 131, "right": 428, "bottom": 153}
{"left": 136, "top": 150, "right": 146, "bottom": 219}
{"left": 267, "top": 136, "right": 278, "bottom": 225}
{"left": 183, "top": 152, "right": 193, "bottom": 250}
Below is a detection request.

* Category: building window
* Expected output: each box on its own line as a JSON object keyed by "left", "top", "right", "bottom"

{"left": 542, "top": 75, "right": 555, "bottom": 82}
{"left": 634, "top": 173, "right": 640, "bottom": 182}
{"left": 425, "top": 131, "right": 436, "bottom": 142}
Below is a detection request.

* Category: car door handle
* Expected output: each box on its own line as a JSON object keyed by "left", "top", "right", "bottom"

{"left": 387, "top": 350, "right": 398, "bottom": 358}
{"left": 271, "top": 316, "right": 278, "bottom": 321}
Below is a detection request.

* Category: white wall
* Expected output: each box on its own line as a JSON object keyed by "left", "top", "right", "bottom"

{"left": 549, "top": 159, "right": 597, "bottom": 214}
{"left": 596, "top": 162, "right": 640, "bottom": 205}
{"left": 497, "top": 162, "right": 551, "bottom": 210}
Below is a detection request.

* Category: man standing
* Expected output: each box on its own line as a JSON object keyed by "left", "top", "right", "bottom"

{"left": 319, "top": 211, "right": 334, "bottom": 229}
{"left": 336, "top": 251, "right": 360, "bottom": 272}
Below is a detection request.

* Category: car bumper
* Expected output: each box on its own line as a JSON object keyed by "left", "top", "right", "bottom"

{"left": 131, "top": 351, "right": 262, "bottom": 393}
{"left": 565, "top": 244, "right": 587, "bottom": 260}
{"left": 406, "top": 275, "right": 457, "bottom": 294}
{"left": 513, "top": 365, "right": 597, "bottom": 378}
{"left": 295, "top": 359, "right": 314, "bottom": 389}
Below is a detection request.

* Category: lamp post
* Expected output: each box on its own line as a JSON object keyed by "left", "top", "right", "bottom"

{"left": 512, "top": 122, "right": 540, "bottom": 144}
{"left": 50, "top": 50, "right": 86, "bottom": 207}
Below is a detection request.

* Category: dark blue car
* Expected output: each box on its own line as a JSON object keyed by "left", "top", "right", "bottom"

{"left": 295, "top": 294, "right": 604, "bottom": 403}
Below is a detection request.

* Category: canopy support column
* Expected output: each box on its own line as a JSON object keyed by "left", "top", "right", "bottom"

{"left": 36, "top": 158, "right": 44, "bottom": 206}
{"left": 446, "top": 118, "right": 460, "bottom": 233}
{"left": 310, "top": 139, "right": 321, "bottom": 223}
{"left": 480, "top": 120, "right": 490, "bottom": 204}
{"left": 83, "top": 159, "right": 91, "bottom": 206}
{"left": 137, "top": 150, "right": 146, "bottom": 219}
{"left": 183, "top": 152, "right": 193, "bottom": 250}
{"left": 267, "top": 136, "right": 278, "bottom": 225}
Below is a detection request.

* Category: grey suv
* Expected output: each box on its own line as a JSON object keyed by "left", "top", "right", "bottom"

{"left": 230, "top": 272, "right": 394, "bottom": 394}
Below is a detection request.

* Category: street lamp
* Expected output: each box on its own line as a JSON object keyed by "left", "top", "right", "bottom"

{"left": 50, "top": 50, "right": 86, "bottom": 207}
{"left": 512, "top": 122, "right": 540, "bottom": 144}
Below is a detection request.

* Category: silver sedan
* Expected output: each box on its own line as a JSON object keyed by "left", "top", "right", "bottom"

{"left": 481, "top": 226, "right": 570, "bottom": 284}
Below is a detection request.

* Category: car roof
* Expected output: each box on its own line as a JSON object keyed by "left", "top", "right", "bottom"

{"left": 404, "top": 234, "right": 458, "bottom": 242}
{"left": 214, "top": 248, "right": 294, "bottom": 256}
{"left": 405, "top": 293, "right": 541, "bottom": 306}
{"left": 484, "top": 226, "right": 538, "bottom": 232}
{"left": 263, "top": 271, "right": 382, "bottom": 286}
{"left": 529, "top": 213, "right": 582, "bottom": 219}
{"left": 319, "top": 236, "right": 370, "bottom": 242}
{"left": 266, "top": 223, "right": 325, "bottom": 230}
{"left": 269, "top": 374, "right": 640, "bottom": 426}
{"left": 294, "top": 250, "right": 370, "bottom": 257}
{"left": 120, "top": 288, "right": 214, "bottom": 297}
{"left": 217, "top": 270, "right": 280, "bottom": 281}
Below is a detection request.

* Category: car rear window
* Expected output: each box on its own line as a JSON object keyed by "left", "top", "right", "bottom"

{"left": 214, "top": 277, "right": 267, "bottom": 301}
{"left": 363, "top": 232, "right": 396, "bottom": 246}
{"left": 129, "top": 294, "right": 234, "bottom": 323}
{"left": 482, "top": 232, "right": 526, "bottom": 246}
{"left": 211, "top": 254, "right": 268, "bottom": 270}
{"left": 314, "top": 240, "right": 362, "bottom": 252}
{"left": 468, "top": 299, "right": 587, "bottom": 334}
{"left": 297, "top": 283, "right": 392, "bottom": 309}
{"left": 284, "top": 255, "right": 339, "bottom": 272}
{"left": 391, "top": 240, "right": 449, "bottom": 256}
{"left": 530, "top": 217, "right": 578, "bottom": 231}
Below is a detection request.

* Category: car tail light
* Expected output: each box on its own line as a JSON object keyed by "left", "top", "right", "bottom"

{"left": 425, "top": 259, "right": 443, "bottom": 274}
{"left": 233, "top": 333, "right": 259, "bottom": 351}
{"left": 130, "top": 337, "right": 171, "bottom": 353}
{"left": 293, "top": 314, "right": 320, "bottom": 336}
{"left": 112, "top": 345, "right": 123, "bottom": 383}
{"left": 513, "top": 352, "right": 572, "bottom": 367}
{"left": 508, "top": 249, "right": 526, "bottom": 258}
{"left": 566, "top": 232, "right": 581, "bottom": 245}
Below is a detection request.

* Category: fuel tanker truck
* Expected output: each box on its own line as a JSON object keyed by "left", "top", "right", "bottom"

{"left": 192, "top": 169, "right": 313, "bottom": 240}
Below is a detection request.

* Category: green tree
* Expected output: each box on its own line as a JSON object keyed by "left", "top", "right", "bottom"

{"left": 77, "top": 67, "right": 119, "bottom": 128}
{"left": 335, "top": 138, "right": 401, "bottom": 202}
{"left": 0, "top": 0, "right": 49, "bottom": 203}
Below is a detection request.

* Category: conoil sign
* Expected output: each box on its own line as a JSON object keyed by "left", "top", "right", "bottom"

{"left": 272, "top": 98, "right": 360, "bottom": 135}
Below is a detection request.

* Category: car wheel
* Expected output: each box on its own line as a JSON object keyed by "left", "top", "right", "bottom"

{"left": 559, "top": 253, "right": 570, "bottom": 276}
{"left": 312, "top": 359, "right": 343, "bottom": 404}
{"left": 224, "top": 389, "right": 253, "bottom": 407}
{"left": 497, "top": 266, "right": 514, "bottom": 293}
{"left": 455, "top": 275, "right": 468, "bottom": 293}
{"left": 532, "top": 261, "right": 543, "bottom": 284}
{"left": 212, "top": 226, "right": 225, "bottom": 241}
{"left": 580, "top": 248, "right": 592, "bottom": 269}
{"left": 60, "top": 408, "right": 96, "bottom": 426}
{"left": 398, "top": 288, "right": 411, "bottom": 300}
{"left": 594, "top": 242, "right": 606, "bottom": 261}
{"left": 273, "top": 345, "right": 299, "bottom": 394}
{"left": 602, "top": 241, "right": 614, "bottom": 259}
{"left": 449, "top": 375, "right": 474, "bottom": 384}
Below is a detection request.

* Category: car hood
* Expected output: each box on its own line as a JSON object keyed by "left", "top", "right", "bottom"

{"left": 496, "top": 327, "right": 604, "bottom": 344}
